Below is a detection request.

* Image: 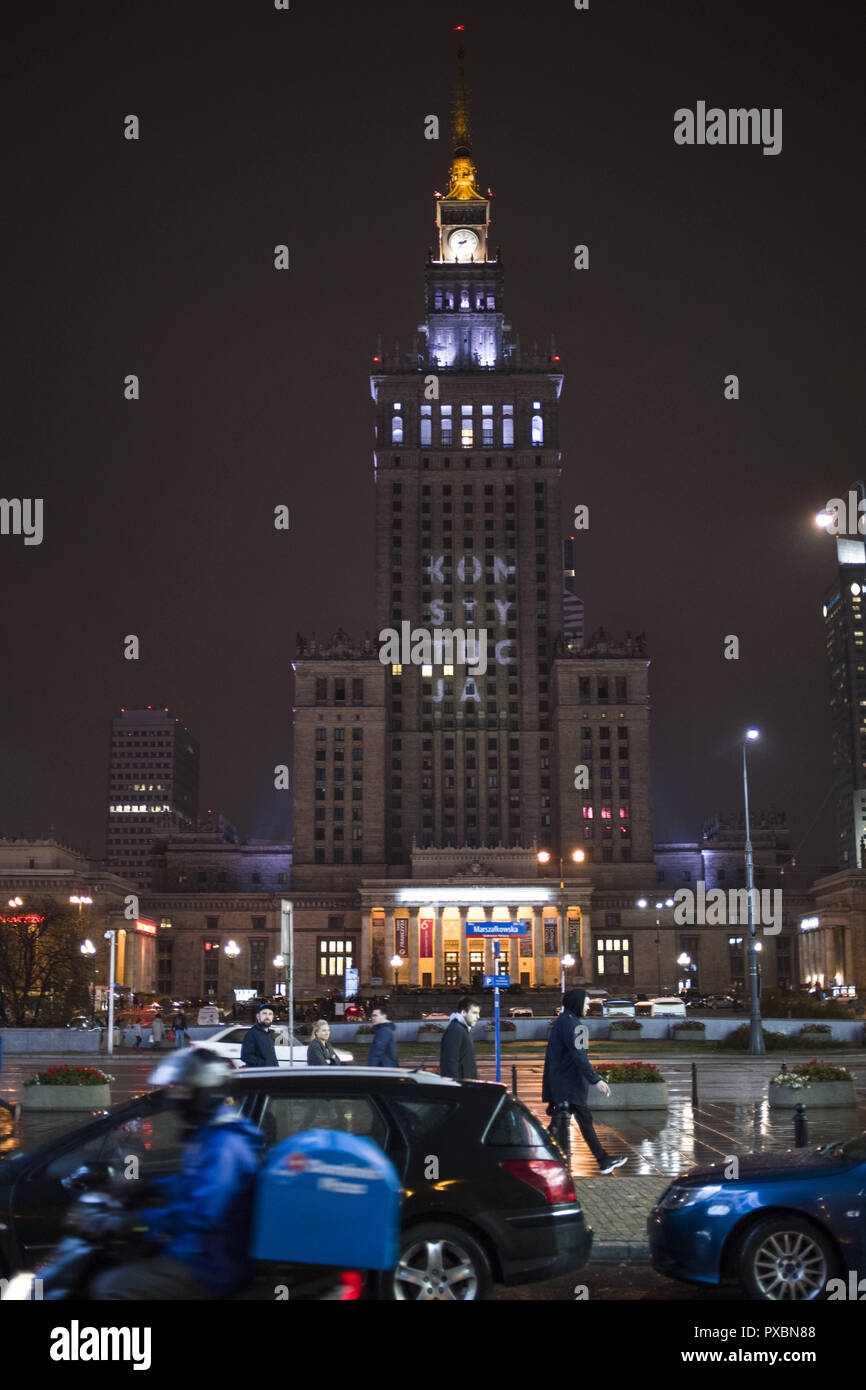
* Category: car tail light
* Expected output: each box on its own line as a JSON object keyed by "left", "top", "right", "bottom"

{"left": 499, "top": 1159, "right": 576, "bottom": 1205}
{"left": 337, "top": 1271, "right": 364, "bottom": 1300}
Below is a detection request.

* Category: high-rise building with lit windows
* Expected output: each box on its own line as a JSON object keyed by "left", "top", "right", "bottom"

{"left": 106, "top": 706, "right": 199, "bottom": 890}
{"left": 290, "top": 52, "right": 657, "bottom": 996}
{"left": 823, "top": 537, "right": 866, "bottom": 868}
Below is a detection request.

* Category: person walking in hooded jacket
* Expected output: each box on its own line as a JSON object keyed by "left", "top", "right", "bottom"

{"left": 367, "top": 1008, "right": 398, "bottom": 1067}
{"left": 439, "top": 998, "right": 480, "bottom": 1079}
{"left": 542, "top": 988, "right": 628, "bottom": 1175}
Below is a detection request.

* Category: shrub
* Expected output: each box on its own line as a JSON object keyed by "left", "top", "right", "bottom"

{"left": 673, "top": 1020, "right": 706, "bottom": 1032}
{"left": 24, "top": 1066, "right": 114, "bottom": 1088}
{"left": 609, "top": 1019, "right": 642, "bottom": 1032}
{"left": 770, "top": 1059, "right": 852, "bottom": 1088}
{"left": 760, "top": 989, "right": 856, "bottom": 1020}
{"left": 797, "top": 1023, "right": 831, "bottom": 1035}
{"left": 417, "top": 1023, "right": 445, "bottom": 1035}
{"left": 595, "top": 1062, "right": 664, "bottom": 1084}
{"left": 723, "top": 1024, "right": 789, "bottom": 1051}
{"left": 355, "top": 1024, "right": 375, "bottom": 1035}
{"left": 483, "top": 1019, "right": 516, "bottom": 1032}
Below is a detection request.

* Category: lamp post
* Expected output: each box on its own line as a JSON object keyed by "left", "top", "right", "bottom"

{"left": 538, "top": 848, "right": 585, "bottom": 976}
{"left": 676, "top": 951, "right": 692, "bottom": 996}
{"left": 104, "top": 930, "right": 117, "bottom": 1054}
{"left": 390, "top": 954, "right": 404, "bottom": 991}
{"left": 80, "top": 939, "right": 97, "bottom": 1017}
{"left": 743, "top": 728, "right": 765, "bottom": 1055}
{"left": 560, "top": 953, "right": 575, "bottom": 995}
{"left": 637, "top": 898, "right": 674, "bottom": 995}
{"left": 224, "top": 940, "right": 241, "bottom": 1019}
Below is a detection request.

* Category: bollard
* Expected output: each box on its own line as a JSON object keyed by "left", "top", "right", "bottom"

{"left": 511, "top": 1063, "right": 518, "bottom": 1097}
{"left": 794, "top": 1103, "right": 808, "bottom": 1148}
{"left": 691, "top": 1061, "right": 698, "bottom": 1107}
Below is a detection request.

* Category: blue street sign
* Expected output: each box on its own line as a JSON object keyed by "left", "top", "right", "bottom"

{"left": 466, "top": 922, "right": 526, "bottom": 936}
{"left": 483, "top": 974, "right": 510, "bottom": 988}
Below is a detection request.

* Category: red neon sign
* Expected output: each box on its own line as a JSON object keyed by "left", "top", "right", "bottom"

{"left": 135, "top": 918, "right": 158, "bottom": 936}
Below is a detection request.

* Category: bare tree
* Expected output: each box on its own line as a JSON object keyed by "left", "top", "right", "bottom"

{"left": 0, "top": 899, "right": 91, "bottom": 1025}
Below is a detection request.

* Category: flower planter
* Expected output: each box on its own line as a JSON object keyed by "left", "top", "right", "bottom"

{"left": 768, "top": 1080, "right": 855, "bottom": 1108}
{"left": 588, "top": 1081, "right": 669, "bottom": 1110}
{"left": 609, "top": 1024, "right": 642, "bottom": 1038}
{"left": 22, "top": 1085, "right": 112, "bottom": 1111}
{"left": 416, "top": 1028, "right": 444, "bottom": 1041}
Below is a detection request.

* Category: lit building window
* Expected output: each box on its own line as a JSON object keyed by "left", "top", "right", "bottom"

{"left": 391, "top": 415, "right": 403, "bottom": 444}
{"left": 502, "top": 404, "right": 514, "bottom": 447}
{"left": 531, "top": 413, "right": 544, "bottom": 444}
{"left": 461, "top": 404, "right": 473, "bottom": 448}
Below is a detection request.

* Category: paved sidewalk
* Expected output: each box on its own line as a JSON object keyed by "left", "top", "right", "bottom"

{"left": 579, "top": 1176, "right": 662, "bottom": 1263}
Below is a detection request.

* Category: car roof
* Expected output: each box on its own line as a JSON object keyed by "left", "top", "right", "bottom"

{"left": 232, "top": 1066, "right": 504, "bottom": 1093}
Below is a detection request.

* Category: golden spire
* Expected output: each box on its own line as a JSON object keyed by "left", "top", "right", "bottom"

{"left": 446, "top": 37, "right": 485, "bottom": 201}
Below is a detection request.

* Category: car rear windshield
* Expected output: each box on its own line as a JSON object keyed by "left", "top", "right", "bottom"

{"left": 485, "top": 1097, "right": 554, "bottom": 1150}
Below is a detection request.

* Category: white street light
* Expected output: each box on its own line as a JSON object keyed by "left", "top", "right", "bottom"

{"left": 742, "top": 728, "right": 765, "bottom": 1054}
{"left": 560, "top": 952, "right": 576, "bottom": 994}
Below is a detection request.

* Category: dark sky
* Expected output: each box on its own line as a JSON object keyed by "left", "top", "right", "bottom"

{"left": 1, "top": 0, "right": 863, "bottom": 871}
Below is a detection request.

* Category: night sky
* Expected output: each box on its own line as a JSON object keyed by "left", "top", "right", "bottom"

{"left": 2, "top": 0, "right": 863, "bottom": 871}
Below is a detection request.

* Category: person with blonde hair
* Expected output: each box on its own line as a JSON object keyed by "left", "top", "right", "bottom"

{"left": 307, "top": 1019, "right": 341, "bottom": 1066}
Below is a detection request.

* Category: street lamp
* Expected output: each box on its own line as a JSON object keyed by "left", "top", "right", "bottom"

{"left": 390, "top": 954, "right": 404, "bottom": 990}
{"left": 224, "top": 940, "right": 241, "bottom": 1018}
{"left": 80, "top": 938, "right": 97, "bottom": 1017}
{"left": 538, "top": 847, "right": 586, "bottom": 974}
{"left": 560, "top": 953, "right": 576, "bottom": 994}
{"left": 742, "top": 728, "right": 765, "bottom": 1054}
{"left": 8, "top": 897, "right": 23, "bottom": 908}
{"left": 104, "top": 929, "right": 117, "bottom": 1054}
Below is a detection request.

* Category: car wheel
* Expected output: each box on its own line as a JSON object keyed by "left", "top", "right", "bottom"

{"left": 737, "top": 1215, "right": 835, "bottom": 1301}
{"left": 379, "top": 1222, "right": 493, "bottom": 1301}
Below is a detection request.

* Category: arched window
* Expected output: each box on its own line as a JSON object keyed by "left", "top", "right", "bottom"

{"left": 391, "top": 416, "right": 403, "bottom": 444}
{"left": 531, "top": 414, "right": 544, "bottom": 444}
{"left": 420, "top": 406, "right": 432, "bottom": 446}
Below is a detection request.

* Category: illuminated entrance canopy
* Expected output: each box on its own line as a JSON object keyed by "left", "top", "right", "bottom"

{"left": 395, "top": 887, "right": 552, "bottom": 905}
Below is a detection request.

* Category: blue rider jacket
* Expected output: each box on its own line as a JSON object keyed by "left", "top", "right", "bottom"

{"left": 140, "top": 1105, "right": 265, "bottom": 1295}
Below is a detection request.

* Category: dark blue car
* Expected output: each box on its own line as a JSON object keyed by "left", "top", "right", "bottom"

{"left": 648, "top": 1132, "right": 866, "bottom": 1300}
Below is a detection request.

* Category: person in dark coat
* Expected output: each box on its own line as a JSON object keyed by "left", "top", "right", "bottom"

{"left": 240, "top": 1007, "right": 279, "bottom": 1068}
{"left": 439, "top": 998, "right": 480, "bottom": 1079}
{"left": 307, "top": 1019, "right": 341, "bottom": 1066}
{"left": 542, "top": 988, "right": 627, "bottom": 1175}
{"left": 367, "top": 1008, "right": 398, "bottom": 1067}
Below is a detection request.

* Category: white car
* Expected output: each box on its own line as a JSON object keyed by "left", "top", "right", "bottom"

{"left": 193, "top": 1025, "right": 354, "bottom": 1067}
{"left": 648, "top": 996, "right": 687, "bottom": 1018}
{"left": 508, "top": 1006, "right": 533, "bottom": 1018}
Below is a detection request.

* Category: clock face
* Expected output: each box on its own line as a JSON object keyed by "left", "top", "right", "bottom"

{"left": 449, "top": 228, "right": 479, "bottom": 259}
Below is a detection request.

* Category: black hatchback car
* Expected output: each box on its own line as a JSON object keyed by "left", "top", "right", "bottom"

{"left": 0, "top": 1067, "right": 591, "bottom": 1300}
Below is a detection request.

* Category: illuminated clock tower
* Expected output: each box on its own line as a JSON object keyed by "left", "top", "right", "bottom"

{"left": 370, "top": 46, "right": 566, "bottom": 864}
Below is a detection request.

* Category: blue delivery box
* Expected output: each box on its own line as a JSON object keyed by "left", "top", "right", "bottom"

{"left": 250, "top": 1129, "right": 402, "bottom": 1271}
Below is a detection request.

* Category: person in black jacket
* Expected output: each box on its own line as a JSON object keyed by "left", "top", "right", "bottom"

{"left": 439, "top": 998, "right": 480, "bottom": 1079}
{"left": 367, "top": 1009, "right": 398, "bottom": 1067}
{"left": 542, "top": 988, "right": 627, "bottom": 1175}
{"left": 240, "top": 1007, "right": 279, "bottom": 1068}
{"left": 307, "top": 1019, "right": 341, "bottom": 1066}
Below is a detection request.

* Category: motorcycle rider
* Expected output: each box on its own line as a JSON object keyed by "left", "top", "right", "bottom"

{"left": 87, "top": 1048, "right": 265, "bottom": 1299}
